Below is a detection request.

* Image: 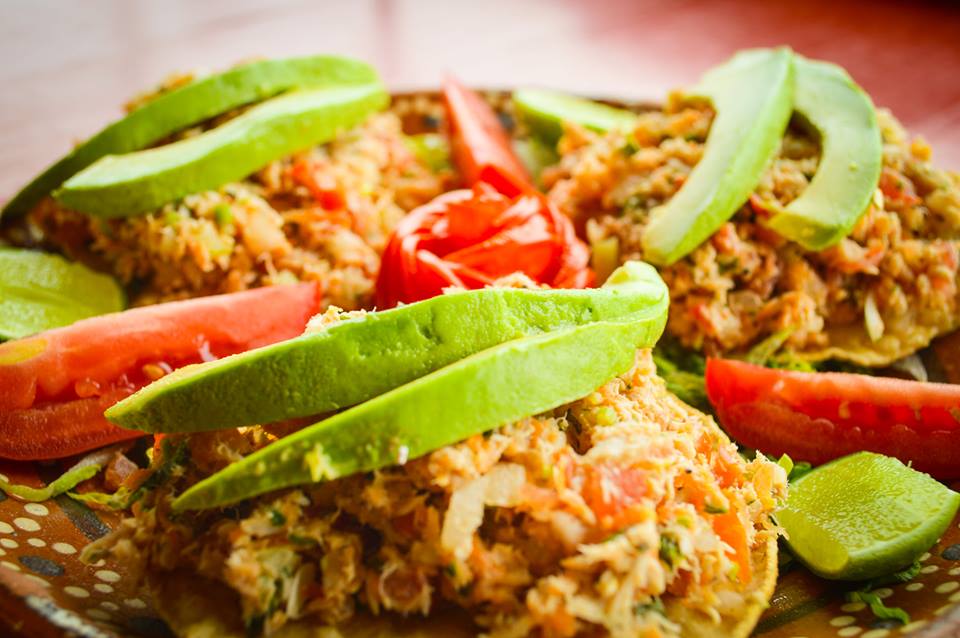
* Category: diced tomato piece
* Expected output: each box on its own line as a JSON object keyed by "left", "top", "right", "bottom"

{"left": 581, "top": 464, "right": 649, "bottom": 529}
{"left": 0, "top": 283, "right": 320, "bottom": 460}
{"left": 712, "top": 510, "right": 752, "bottom": 584}
{"left": 705, "top": 358, "right": 960, "bottom": 479}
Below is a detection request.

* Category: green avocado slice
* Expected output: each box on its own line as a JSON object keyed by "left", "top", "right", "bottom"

{"left": 763, "top": 57, "right": 882, "bottom": 250}
{"left": 1, "top": 55, "right": 378, "bottom": 221}
{"left": 55, "top": 83, "right": 388, "bottom": 218}
{"left": 0, "top": 248, "right": 124, "bottom": 340}
{"left": 641, "top": 48, "right": 795, "bottom": 266}
{"left": 512, "top": 88, "right": 639, "bottom": 146}
{"left": 171, "top": 261, "right": 668, "bottom": 510}
{"left": 107, "top": 261, "right": 668, "bottom": 433}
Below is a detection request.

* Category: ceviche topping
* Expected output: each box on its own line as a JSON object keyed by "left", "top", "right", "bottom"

{"left": 641, "top": 48, "right": 795, "bottom": 265}
{"left": 763, "top": 56, "right": 883, "bottom": 250}
{"left": 0, "top": 283, "right": 319, "bottom": 460}
{"left": 1, "top": 55, "right": 380, "bottom": 221}
{"left": 170, "top": 261, "right": 667, "bottom": 509}
{"left": 57, "top": 83, "right": 389, "bottom": 218}
{"left": 110, "top": 261, "right": 665, "bottom": 433}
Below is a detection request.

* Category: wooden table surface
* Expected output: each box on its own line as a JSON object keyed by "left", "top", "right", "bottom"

{"left": 1, "top": 0, "right": 959, "bottom": 207}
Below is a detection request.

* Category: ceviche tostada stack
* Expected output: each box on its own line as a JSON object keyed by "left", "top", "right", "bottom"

{"left": 1, "top": 49, "right": 959, "bottom": 638}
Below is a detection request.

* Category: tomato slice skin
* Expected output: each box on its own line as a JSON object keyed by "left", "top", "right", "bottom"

{"left": 705, "top": 358, "right": 960, "bottom": 479}
{"left": 0, "top": 389, "right": 141, "bottom": 461}
{"left": 0, "top": 283, "right": 320, "bottom": 459}
{"left": 442, "top": 75, "right": 532, "bottom": 198}
{"left": 375, "top": 184, "right": 592, "bottom": 308}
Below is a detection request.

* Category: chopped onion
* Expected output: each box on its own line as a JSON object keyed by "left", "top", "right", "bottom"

{"left": 441, "top": 464, "right": 526, "bottom": 561}
{"left": 890, "top": 353, "right": 928, "bottom": 382}
{"left": 864, "top": 292, "right": 884, "bottom": 342}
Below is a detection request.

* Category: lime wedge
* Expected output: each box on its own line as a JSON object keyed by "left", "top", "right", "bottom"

{"left": 0, "top": 248, "right": 125, "bottom": 340}
{"left": 778, "top": 451, "right": 960, "bottom": 581}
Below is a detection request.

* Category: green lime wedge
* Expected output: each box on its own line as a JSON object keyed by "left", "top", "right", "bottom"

{"left": 0, "top": 248, "right": 125, "bottom": 340}
{"left": 778, "top": 451, "right": 960, "bottom": 581}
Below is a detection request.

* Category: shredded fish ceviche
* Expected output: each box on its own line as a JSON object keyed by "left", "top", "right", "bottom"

{"left": 24, "top": 108, "right": 450, "bottom": 310}
{"left": 84, "top": 351, "right": 785, "bottom": 637}
{"left": 544, "top": 96, "right": 960, "bottom": 364}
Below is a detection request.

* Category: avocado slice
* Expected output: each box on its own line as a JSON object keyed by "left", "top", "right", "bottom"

{"left": 641, "top": 48, "right": 795, "bottom": 266}
{"left": 55, "top": 83, "right": 388, "bottom": 217}
{"left": 0, "top": 248, "right": 124, "bottom": 340}
{"left": 512, "top": 88, "right": 638, "bottom": 146}
{"left": 170, "top": 261, "right": 668, "bottom": 510}
{"left": 1, "top": 55, "right": 378, "bottom": 221}
{"left": 107, "top": 261, "right": 668, "bottom": 433}
{"left": 763, "top": 57, "right": 882, "bottom": 250}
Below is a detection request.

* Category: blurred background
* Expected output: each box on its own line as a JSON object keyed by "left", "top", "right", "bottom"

{"left": 1, "top": 0, "right": 959, "bottom": 201}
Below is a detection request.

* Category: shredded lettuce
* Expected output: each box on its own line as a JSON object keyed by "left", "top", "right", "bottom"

{"left": 0, "top": 464, "right": 102, "bottom": 502}
{"left": 0, "top": 447, "right": 118, "bottom": 502}
{"left": 653, "top": 340, "right": 711, "bottom": 412}
{"left": 69, "top": 439, "right": 188, "bottom": 510}
{"left": 845, "top": 560, "right": 922, "bottom": 626}
{"left": 770, "top": 453, "right": 813, "bottom": 482}
{"left": 744, "top": 328, "right": 794, "bottom": 365}
{"left": 846, "top": 590, "right": 909, "bottom": 625}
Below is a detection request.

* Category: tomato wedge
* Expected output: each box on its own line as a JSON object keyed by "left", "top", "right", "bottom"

{"left": 375, "top": 184, "right": 592, "bottom": 308}
{"left": 443, "top": 75, "right": 532, "bottom": 197}
{"left": 705, "top": 358, "right": 960, "bottom": 479}
{"left": 0, "top": 283, "right": 320, "bottom": 460}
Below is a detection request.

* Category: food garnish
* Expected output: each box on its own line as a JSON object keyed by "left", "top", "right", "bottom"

{"left": 1, "top": 55, "right": 379, "bottom": 220}
{"left": 109, "top": 261, "right": 665, "bottom": 433}
{"left": 376, "top": 183, "right": 592, "bottom": 307}
{"left": 705, "top": 357, "right": 960, "bottom": 479}
{"left": 641, "top": 47, "right": 795, "bottom": 265}
{"left": 512, "top": 88, "right": 638, "bottom": 146}
{"left": 56, "top": 83, "right": 388, "bottom": 217}
{"left": 0, "top": 247, "right": 124, "bottom": 340}
{"left": 763, "top": 56, "right": 883, "bottom": 250}
{"left": 443, "top": 75, "right": 533, "bottom": 197}
{"left": 0, "top": 283, "right": 319, "bottom": 460}
{"left": 376, "top": 77, "right": 591, "bottom": 307}
{"left": 778, "top": 451, "right": 960, "bottom": 580}
{"left": 172, "top": 261, "right": 667, "bottom": 510}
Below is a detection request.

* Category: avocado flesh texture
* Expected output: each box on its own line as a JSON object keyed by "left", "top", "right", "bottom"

{"left": 171, "top": 261, "right": 668, "bottom": 510}
{"left": 641, "top": 48, "right": 795, "bottom": 266}
{"left": 1, "top": 55, "right": 378, "bottom": 221}
{"left": 108, "top": 261, "right": 668, "bottom": 433}
{"left": 764, "top": 58, "right": 882, "bottom": 251}
{"left": 512, "top": 88, "right": 639, "bottom": 146}
{"left": 55, "top": 83, "right": 387, "bottom": 218}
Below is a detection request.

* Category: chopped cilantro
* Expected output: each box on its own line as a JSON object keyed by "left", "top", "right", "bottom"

{"left": 634, "top": 596, "right": 665, "bottom": 616}
{"left": 659, "top": 535, "right": 683, "bottom": 569}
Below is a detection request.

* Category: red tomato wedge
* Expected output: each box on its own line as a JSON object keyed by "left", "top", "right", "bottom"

{"left": 0, "top": 283, "right": 320, "bottom": 460}
{"left": 443, "top": 75, "right": 532, "bottom": 197}
{"left": 705, "top": 358, "right": 960, "bottom": 479}
{"left": 375, "top": 184, "right": 592, "bottom": 308}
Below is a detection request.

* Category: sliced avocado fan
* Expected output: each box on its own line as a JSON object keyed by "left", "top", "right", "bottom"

{"left": 641, "top": 48, "right": 795, "bottom": 266}
{"left": 108, "top": 261, "right": 668, "bottom": 433}
{"left": 763, "top": 57, "right": 882, "bottom": 251}
{"left": 55, "top": 82, "right": 388, "bottom": 218}
{"left": 1, "top": 55, "right": 378, "bottom": 221}
{"left": 167, "top": 261, "right": 668, "bottom": 510}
